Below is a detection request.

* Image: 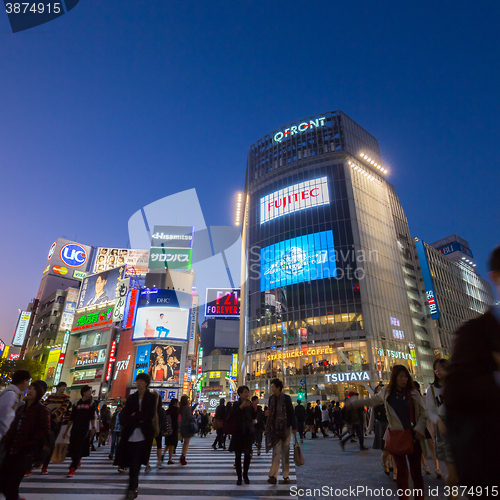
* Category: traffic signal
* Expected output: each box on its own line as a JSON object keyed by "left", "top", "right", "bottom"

{"left": 297, "top": 390, "right": 305, "bottom": 402}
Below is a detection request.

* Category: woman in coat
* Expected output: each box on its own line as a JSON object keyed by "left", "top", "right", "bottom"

{"left": 162, "top": 398, "right": 179, "bottom": 464}
{"left": 0, "top": 381, "right": 50, "bottom": 500}
{"left": 229, "top": 386, "right": 255, "bottom": 485}
{"left": 349, "top": 365, "right": 427, "bottom": 500}
{"left": 114, "top": 373, "right": 157, "bottom": 500}
{"left": 179, "top": 394, "right": 197, "bottom": 465}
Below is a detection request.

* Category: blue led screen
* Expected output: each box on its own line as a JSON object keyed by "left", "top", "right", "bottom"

{"left": 415, "top": 240, "right": 441, "bottom": 319}
{"left": 260, "top": 230, "right": 336, "bottom": 292}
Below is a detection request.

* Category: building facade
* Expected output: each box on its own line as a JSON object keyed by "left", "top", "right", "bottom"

{"left": 240, "top": 111, "right": 422, "bottom": 401}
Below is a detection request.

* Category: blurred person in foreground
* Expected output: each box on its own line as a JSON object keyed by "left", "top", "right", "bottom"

{"left": 0, "top": 381, "right": 50, "bottom": 500}
{"left": 445, "top": 245, "right": 500, "bottom": 494}
{"left": 347, "top": 365, "right": 427, "bottom": 500}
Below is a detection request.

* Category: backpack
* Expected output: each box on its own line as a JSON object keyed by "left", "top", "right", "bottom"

{"left": 164, "top": 414, "right": 173, "bottom": 437}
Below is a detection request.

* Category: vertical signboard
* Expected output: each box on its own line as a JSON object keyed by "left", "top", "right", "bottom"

{"left": 12, "top": 311, "right": 32, "bottom": 346}
{"left": 415, "top": 240, "right": 441, "bottom": 319}
{"left": 187, "top": 295, "right": 199, "bottom": 357}
{"left": 106, "top": 340, "right": 117, "bottom": 381}
{"left": 197, "top": 347, "right": 203, "bottom": 374}
{"left": 112, "top": 278, "right": 130, "bottom": 324}
{"left": 231, "top": 353, "right": 238, "bottom": 378}
{"left": 123, "top": 288, "right": 139, "bottom": 329}
{"left": 53, "top": 330, "right": 71, "bottom": 386}
{"left": 59, "top": 288, "right": 79, "bottom": 331}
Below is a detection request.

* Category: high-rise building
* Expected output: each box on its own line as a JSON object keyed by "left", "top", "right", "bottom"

{"left": 240, "top": 111, "right": 423, "bottom": 400}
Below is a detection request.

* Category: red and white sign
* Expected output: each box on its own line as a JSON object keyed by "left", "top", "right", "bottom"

{"left": 106, "top": 340, "right": 117, "bottom": 381}
{"left": 123, "top": 288, "right": 139, "bottom": 329}
{"left": 260, "top": 177, "right": 330, "bottom": 224}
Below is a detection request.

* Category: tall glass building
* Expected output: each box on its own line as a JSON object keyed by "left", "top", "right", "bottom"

{"left": 239, "top": 111, "right": 422, "bottom": 401}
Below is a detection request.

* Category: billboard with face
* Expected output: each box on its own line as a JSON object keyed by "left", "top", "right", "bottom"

{"left": 93, "top": 248, "right": 150, "bottom": 276}
{"left": 77, "top": 266, "right": 125, "bottom": 310}
{"left": 149, "top": 344, "right": 182, "bottom": 383}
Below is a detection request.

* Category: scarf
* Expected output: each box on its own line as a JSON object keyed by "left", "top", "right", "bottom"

{"left": 265, "top": 392, "right": 287, "bottom": 452}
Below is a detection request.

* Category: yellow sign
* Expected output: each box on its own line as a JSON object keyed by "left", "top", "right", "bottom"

{"left": 267, "top": 347, "right": 334, "bottom": 361}
{"left": 209, "top": 371, "right": 221, "bottom": 379}
{"left": 231, "top": 353, "right": 238, "bottom": 378}
{"left": 43, "top": 265, "right": 50, "bottom": 274}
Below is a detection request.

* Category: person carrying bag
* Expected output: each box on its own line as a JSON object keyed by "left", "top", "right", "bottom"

{"left": 346, "top": 365, "right": 427, "bottom": 500}
{"left": 293, "top": 434, "right": 305, "bottom": 466}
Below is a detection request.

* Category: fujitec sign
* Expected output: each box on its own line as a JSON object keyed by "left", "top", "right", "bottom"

{"left": 260, "top": 177, "right": 329, "bottom": 224}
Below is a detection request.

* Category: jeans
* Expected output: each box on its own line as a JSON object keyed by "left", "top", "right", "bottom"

{"left": 0, "top": 453, "right": 33, "bottom": 500}
{"left": 392, "top": 440, "right": 424, "bottom": 500}
{"left": 269, "top": 427, "right": 292, "bottom": 479}
{"left": 110, "top": 431, "right": 121, "bottom": 457}
{"left": 128, "top": 441, "right": 145, "bottom": 491}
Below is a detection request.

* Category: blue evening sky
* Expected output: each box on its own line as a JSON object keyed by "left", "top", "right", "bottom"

{"left": 1, "top": 1, "right": 499, "bottom": 343}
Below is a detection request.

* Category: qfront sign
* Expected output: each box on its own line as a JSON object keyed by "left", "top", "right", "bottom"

{"left": 325, "top": 372, "right": 370, "bottom": 383}
{"left": 260, "top": 177, "right": 330, "bottom": 224}
{"left": 273, "top": 117, "right": 326, "bottom": 144}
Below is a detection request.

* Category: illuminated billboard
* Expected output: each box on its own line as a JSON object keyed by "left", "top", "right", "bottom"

{"left": 151, "top": 226, "right": 194, "bottom": 249}
{"left": 77, "top": 266, "right": 125, "bottom": 310}
{"left": 260, "top": 230, "right": 336, "bottom": 291}
{"left": 76, "top": 348, "right": 107, "bottom": 366}
{"left": 132, "top": 289, "right": 191, "bottom": 342}
{"left": 149, "top": 344, "right": 182, "bottom": 383}
{"left": 205, "top": 288, "right": 240, "bottom": 318}
{"left": 59, "top": 288, "right": 79, "bottom": 331}
{"left": 148, "top": 247, "right": 192, "bottom": 270}
{"left": 12, "top": 311, "right": 32, "bottom": 346}
{"left": 260, "top": 177, "right": 329, "bottom": 224}
{"left": 73, "top": 305, "right": 114, "bottom": 332}
{"left": 415, "top": 240, "right": 441, "bottom": 320}
{"left": 93, "top": 248, "right": 150, "bottom": 276}
{"left": 45, "top": 238, "right": 93, "bottom": 277}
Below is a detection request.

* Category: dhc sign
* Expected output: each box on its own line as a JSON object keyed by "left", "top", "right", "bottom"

{"left": 260, "top": 177, "right": 330, "bottom": 224}
{"left": 273, "top": 117, "right": 326, "bottom": 143}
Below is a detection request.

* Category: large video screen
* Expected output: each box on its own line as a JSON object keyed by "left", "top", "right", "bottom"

{"left": 133, "top": 343, "right": 183, "bottom": 383}
{"left": 260, "top": 230, "right": 336, "bottom": 292}
{"left": 133, "top": 307, "right": 190, "bottom": 341}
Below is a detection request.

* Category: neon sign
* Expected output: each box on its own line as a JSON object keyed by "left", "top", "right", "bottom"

{"left": 260, "top": 177, "right": 329, "bottom": 224}
{"left": 325, "top": 372, "right": 370, "bottom": 382}
{"left": 415, "top": 240, "right": 441, "bottom": 319}
{"left": 273, "top": 117, "right": 326, "bottom": 143}
{"left": 106, "top": 340, "right": 117, "bottom": 381}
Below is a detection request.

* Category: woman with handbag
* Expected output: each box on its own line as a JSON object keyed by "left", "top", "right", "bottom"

{"left": 163, "top": 398, "right": 179, "bottom": 464}
{"left": 113, "top": 373, "right": 157, "bottom": 500}
{"left": 348, "top": 365, "right": 427, "bottom": 500}
{"left": 179, "top": 395, "right": 197, "bottom": 465}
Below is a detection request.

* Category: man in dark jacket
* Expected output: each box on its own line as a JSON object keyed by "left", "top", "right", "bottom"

{"left": 212, "top": 399, "right": 226, "bottom": 450}
{"left": 294, "top": 400, "right": 306, "bottom": 442}
{"left": 314, "top": 399, "right": 322, "bottom": 436}
{"left": 114, "top": 373, "right": 157, "bottom": 500}
{"left": 265, "top": 378, "right": 297, "bottom": 485}
{"left": 252, "top": 396, "right": 265, "bottom": 455}
{"left": 445, "top": 245, "right": 500, "bottom": 492}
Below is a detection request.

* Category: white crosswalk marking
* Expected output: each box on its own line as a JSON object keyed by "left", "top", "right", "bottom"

{"left": 20, "top": 435, "right": 296, "bottom": 499}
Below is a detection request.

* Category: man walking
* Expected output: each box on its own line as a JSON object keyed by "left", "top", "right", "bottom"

{"left": 252, "top": 396, "right": 265, "bottom": 455}
{"left": 445, "top": 245, "right": 500, "bottom": 492}
{"left": 339, "top": 392, "right": 368, "bottom": 451}
{"left": 265, "top": 378, "right": 297, "bottom": 485}
{"left": 0, "top": 370, "right": 30, "bottom": 439}
{"left": 294, "top": 400, "right": 306, "bottom": 443}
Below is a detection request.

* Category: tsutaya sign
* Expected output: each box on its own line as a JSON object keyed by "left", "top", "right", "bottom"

{"left": 273, "top": 117, "right": 326, "bottom": 143}
{"left": 325, "top": 372, "right": 370, "bottom": 383}
{"left": 260, "top": 176, "right": 330, "bottom": 224}
{"left": 377, "top": 348, "right": 412, "bottom": 360}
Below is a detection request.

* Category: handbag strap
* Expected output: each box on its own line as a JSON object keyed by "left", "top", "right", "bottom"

{"left": 407, "top": 388, "right": 415, "bottom": 426}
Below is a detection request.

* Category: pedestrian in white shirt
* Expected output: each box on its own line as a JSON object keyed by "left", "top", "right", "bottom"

{"left": 0, "top": 370, "right": 30, "bottom": 438}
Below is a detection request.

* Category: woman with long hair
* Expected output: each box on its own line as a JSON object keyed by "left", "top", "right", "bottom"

{"left": 348, "top": 365, "right": 427, "bottom": 500}
{"left": 179, "top": 395, "right": 197, "bottom": 465}
{"left": 426, "top": 359, "right": 459, "bottom": 489}
{"left": 162, "top": 398, "right": 179, "bottom": 464}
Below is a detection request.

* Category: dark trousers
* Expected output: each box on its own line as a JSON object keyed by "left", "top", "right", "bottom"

{"left": 235, "top": 451, "right": 251, "bottom": 480}
{"left": 254, "top": 429, "right": 263, "bottom": 449}
{"left": 213, "top": 428, "right": 225, "bottom": 448}
{"left": 128, "top": 441, "right": 145, "bottom": 491}
{"left": 297, "top": 420, "right": 305, "bottom": 439}
{"left": 341, "top": 423, "right": 364, "bottom": 448}
{"left": 70, "top": 449, "right": 83, "bottom": 469}
{"left": 392, "top": 440, "right": 424, "bottom": 500}
{"left": 0, "top": 453, "right": 33, "bottom": 500}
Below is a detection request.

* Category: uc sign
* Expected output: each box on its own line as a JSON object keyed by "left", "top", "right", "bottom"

{"left": 60, "top": 243, "right": 88, "bottom": 268}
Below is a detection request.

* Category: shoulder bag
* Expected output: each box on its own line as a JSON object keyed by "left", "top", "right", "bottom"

{"left": 384, "top": 389, "right": 415, "bottom": 456}
{"left": 293, "top": 434, "right": 305, "bottom": 466}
